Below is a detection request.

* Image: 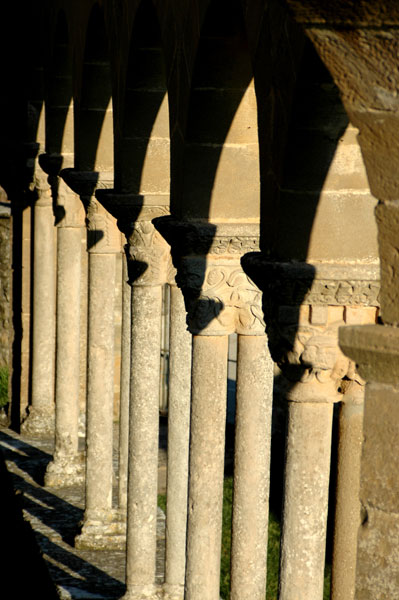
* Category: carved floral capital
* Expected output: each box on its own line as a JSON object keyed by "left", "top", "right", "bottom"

{"left": 153, "top": 217, "right": 264, "bottom": 335}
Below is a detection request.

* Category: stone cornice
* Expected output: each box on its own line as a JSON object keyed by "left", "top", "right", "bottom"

{"left": 153, "top": 216, "right": 260, "bottom": 257}
{"left": 60, "top": 169, "right": 114, "bottom": 199}
{"left": 95, "top": 190, "right": 169, "bottom": 237}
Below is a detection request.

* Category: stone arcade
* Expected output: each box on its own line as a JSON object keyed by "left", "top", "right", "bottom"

{"left": 1, "top": 1, "right": 398, "bottom": 599}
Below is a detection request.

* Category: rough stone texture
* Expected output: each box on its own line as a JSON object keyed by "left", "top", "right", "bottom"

{"left": 0, "top": 208, "right": 11, "bottom": 368}
{"left": 76, "top": 252, "right": 117, "bottom": 550}
{"left": 125, "top": 284, "right": 163, "bottom": 599}
{"left": 22, "top": 174, "right": 56, "bottom": 436}
{"left": 331, "top": 382, "right": 364, "bottom": 600}
{"left": 230, "top": 335, "right": 273, "bottom": 600}
{"left": 164, "top": 284, "right": 191, "bottom": 600}
{"left": 118, "top": 258, "right": 131, "bottom": 511}
{"left": 279, "top": 401, "right": 333, "bottom": 600}
{"left": 185, "top": 335, "right": 228, "bottom": 600}
{"left": 45, "top": 217, "right": 85, "bottom": 488}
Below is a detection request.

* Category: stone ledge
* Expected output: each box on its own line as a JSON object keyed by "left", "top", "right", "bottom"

{"left": 339, "top": 323, "right": 399, "bottom": 385}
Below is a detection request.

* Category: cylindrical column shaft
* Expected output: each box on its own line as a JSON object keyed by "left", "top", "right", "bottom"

{"left": 20, "top": 203, "right": 32, "bottom": 419}
{"left": 230, "top": 335, "right": 273, "bottom": 600}
{"left": 164, "top": 284, "right": 192, "bottom": 600}
{"left": 118, "top": 256, "right": 131, "bottom": 511}
{"left": 22, "top": 192, "right": 56, "bottom": 435}
{"left": 125, "top": 284, "right": 162, "bottom": 599}
{"left": 45, "top": 226, "right": 83, "bottom": 486}
{"left": 331, "top": 382, "right": 364, "bottom": 600}
{"left": 185, "top": 334, "right": 228, "bottom": 600}
{"left": 85, "top": 252, "right": 116, "bottom": 518}
{"left": 279, "top": 401, "right": 333, "bottom": 600}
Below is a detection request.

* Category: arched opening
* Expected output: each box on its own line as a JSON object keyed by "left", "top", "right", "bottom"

{"left": 181, "top": 0, "right": 257, "bottom": 221}
{"left": 115, "top": 0, "right": 169, "bottom": 197}
{"left": 75, "top": 3, "right": 113, "bottom": 173}
{"left": 45, "top": 11, "right": 73, "bottom": 164}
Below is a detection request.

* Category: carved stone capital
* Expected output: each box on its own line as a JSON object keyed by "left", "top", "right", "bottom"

{"left": 153, "top": 217, "right": 263, "bottom": 335}
{"left": 95, "top": 190, "right": 171, "bottom": 286}
{"left": 86, "top": 197, "right": 122, "bottom": 254}
{"left": 33, "top": 162, "right": 53, "bottom": 207}
{"left": 55, "top": 178, "right": 85, "bottom": 228}
{"left": 242, "top": 253, "right": 380, "bottom": 402}
{"left": 38, "top": 152, "right": 63, "bottom": 177}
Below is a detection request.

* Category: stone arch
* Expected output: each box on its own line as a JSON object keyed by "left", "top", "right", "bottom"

{"left": 180, "top": 0, "right": 258, "bottom": 221}
{"left": 75, "top": 2, "right": 113, "bottom": 173}
{"left": 115, "top": 0, "right": 169, "bottom": 197}
{"left": 45, "top": 10, "right": 73, "bottom": 163}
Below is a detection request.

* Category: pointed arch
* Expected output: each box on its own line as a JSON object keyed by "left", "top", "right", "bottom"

{"left": 181, "top": 0, "right": 258, "bottom": 221}
{"left": 75, "top": 3, "right": 113, "bottom": 172}
{"left": 115, "top": 0, "right": 169, "bottom": 197}
{"left": 45, "top": 10, "right": 73, "bottom": 161}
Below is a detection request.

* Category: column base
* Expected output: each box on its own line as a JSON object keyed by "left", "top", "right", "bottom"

{"left": 122, "top": 584, "right": 162, "bottom": 600}
{"left": 44, "top": 451, "right": 85, "bottom": 487}
{"left": 75, "top": 509, "right": 127, "bottom": 551}
{"left": 162, "top": 583, "right": 184, "bottom": 600}
{"left": 21, "top": 406, "right": 55, "bottom": 437}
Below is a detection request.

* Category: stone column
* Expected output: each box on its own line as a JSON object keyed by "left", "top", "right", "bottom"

{"left": 22, "top": 164, "right": 56, "bottom": 436}
{"left": 331, "top": 375, "right": 364, "bottom": 600}
{"left": 118, "top": 254, "right": 131, "bottom": 512}
{"left": 185, "top": 334, "right": 228, "bottom": 600}
{"left": 154, "top": 217, "right": 267, "bottom": 600}
{"left": 230, "top": 334, "right": 273, "bottom": 600}
{"left": 123, "top": 213, "right": 170, "bottom": 600}
{"left": 242, "top": 257, "right": 380, "bottom": 600}
{"left": 278, "top": 7, "right": 399, "bottom": 595}
{"left": 163, "top": 282, "right": 192, "bottom": 600}
{"left": 45, "top": 176, "right": 86, "bottom": 487}
{"left": 61, "top": 170, "right": 124, "bottom": 549}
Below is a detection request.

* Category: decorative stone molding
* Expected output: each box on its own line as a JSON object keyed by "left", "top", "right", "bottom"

{"left": 153, "top": 217, "right": 264, "bottom": 335}
{"left": 95, "top": 190, "right": 171, "bottom": 287}
{"left": 242, "top": 254, "right": 380, "bottom": 401}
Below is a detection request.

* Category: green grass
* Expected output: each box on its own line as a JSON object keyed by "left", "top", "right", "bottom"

{"left": 158, "top": 493, "right": 167, "bottom": 514}
{"left": 158, "top": 476, "right": 332, "bottom": 600}
{"left": 220, "top": 476, "right": 331, "bottom": 600}
{"left": 0, "top": 366, "right": 8, "bottom": 407}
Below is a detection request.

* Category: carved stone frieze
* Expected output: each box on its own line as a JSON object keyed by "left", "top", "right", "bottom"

{"left": 242, "top": 255, "right": 381, "bottom": 307}
{"left": 153, "top": 216, "right": 264, "bottom": 335}
{"left": 154, "top": 216, "right": 260, "bottom": 258}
